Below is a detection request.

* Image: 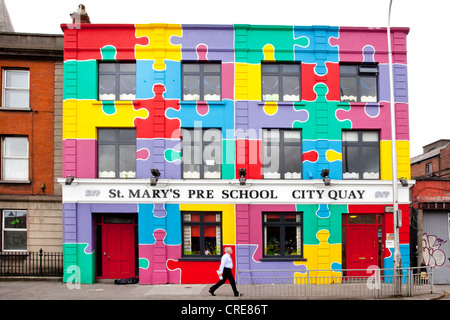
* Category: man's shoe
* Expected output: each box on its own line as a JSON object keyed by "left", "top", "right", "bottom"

{"left": 234, "top": 292, "right": 241, "bottom": 297}
{"left": 209, "top": 289, "right": 216, "bottom": 296}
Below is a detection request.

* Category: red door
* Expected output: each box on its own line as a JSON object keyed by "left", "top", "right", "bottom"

{"left": 102, "top": 223, "right": 135, "bottom": 279}
{"left": 346, "top": 224, "right": 378, "bottom": 277}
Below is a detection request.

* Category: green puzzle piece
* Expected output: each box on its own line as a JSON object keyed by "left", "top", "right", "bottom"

{"left": 234, "top": 24, "right": 309, "bottom": 64}
{"left": 292, "top": 83, "right": 351, "bottom": 140}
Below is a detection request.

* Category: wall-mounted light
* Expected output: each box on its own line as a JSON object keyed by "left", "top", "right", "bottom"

{"left": 65, "top": 175, "right": 75, "bottom": 185}
{"left": 151, "top": 169, "right": 161, "bottom": 186}
{"left": 238, "top": 168, "right": 246, "bottom": 185}
{"left": 321, "top": 169, "right": 331, "bottom": 186}
{"left": 399, "top": 177, "right": 408, "bottom": 187}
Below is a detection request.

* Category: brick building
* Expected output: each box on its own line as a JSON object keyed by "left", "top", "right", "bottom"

{"left": 411, "top": 139, "right": 450, "bottom": 179}
{"left": 0, "top": 1, "right": 64, "bottom": 253}
{"left": 410, "top": 140, "right": 450, "bottom": 284}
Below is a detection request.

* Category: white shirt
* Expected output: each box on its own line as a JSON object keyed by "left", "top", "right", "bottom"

{"left": 218, "top": 252, "right": 233, "bottom": 273}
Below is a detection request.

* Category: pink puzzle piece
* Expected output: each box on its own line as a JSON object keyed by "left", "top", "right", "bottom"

{"left": 139, "top": 229, "right": 182, "bottom": 285}
{"left": 330, "top": 27, "right": 407, "bottom": 64}
{"left": 336, "top": 102, "right": 391, "bottom": 140}
{"left": 336, "top": 102, "right": 409, "bottom": 141}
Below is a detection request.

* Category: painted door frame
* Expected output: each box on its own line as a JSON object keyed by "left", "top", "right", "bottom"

{"left": 343, "top": 213, "right": 384, "bottom": 276}
{"left": 95, "top": 214, "right": 138, "bottom": 279}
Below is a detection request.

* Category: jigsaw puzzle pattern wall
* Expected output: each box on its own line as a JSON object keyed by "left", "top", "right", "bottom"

{"left": 61, "top": 23, "right": 410, "bottom": 284}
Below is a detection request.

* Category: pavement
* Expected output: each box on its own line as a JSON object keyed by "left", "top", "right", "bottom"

{"left": 0, "top": 277, "right": 449, "bottom": 301}
{"left": 1, "top": 278, "right": 449, "bottom": 319}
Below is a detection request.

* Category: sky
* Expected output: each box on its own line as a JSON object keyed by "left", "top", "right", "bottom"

{"left": 5, "top": 0, "right": 449, "bottom": 158}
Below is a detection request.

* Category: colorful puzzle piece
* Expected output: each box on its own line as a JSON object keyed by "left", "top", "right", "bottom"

{"left": 135, "top": 24, "right": 182, "bottom": 70}
{"left": 133, "top": 84, "right": 181, "bottom": 139}
{"left": 62, "top": 99, "right": 148, "bottom": 140}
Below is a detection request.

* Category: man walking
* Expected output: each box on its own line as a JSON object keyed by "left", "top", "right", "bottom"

{"left": 209, "top": 247, "right": 239, "bottom": 297}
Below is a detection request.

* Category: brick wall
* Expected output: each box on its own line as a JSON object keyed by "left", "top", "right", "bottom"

{"left": 441, "top": 146, "right": 450, "bottom": 172}
{"left": 411, "top": 144, "right": 450, "bottom": 178}
{"left": 0, "top": 58, "right": 56, "bottom": 195}
{"left": 0, "top": 33, "right": 63, "bottom": 252}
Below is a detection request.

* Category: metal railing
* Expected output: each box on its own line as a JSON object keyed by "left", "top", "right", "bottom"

{"left": 237, "top": 267, "right": 433, "bottom": 299}
{"left": 0, "top": 249, "right": 63, "bottom": 277}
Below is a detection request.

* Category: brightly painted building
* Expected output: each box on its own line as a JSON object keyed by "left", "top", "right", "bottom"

{"left": 60, "top": 22, "right": 412, "bottom": 285}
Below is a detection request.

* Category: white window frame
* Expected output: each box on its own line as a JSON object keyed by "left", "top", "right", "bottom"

{"left": 2, "top": 209, "right": 27, "bottom": 252}
{"left": 2, "top": 69, "right": 30, "bottom": 109}
{"left": 2, "top": 136, "right": 29, "bottom": 181}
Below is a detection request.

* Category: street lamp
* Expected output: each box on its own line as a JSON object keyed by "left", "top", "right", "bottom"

{"left": 321, "top": 169, "right": 331, "bottom": 186}
{"left": 238, "top": 168, "right": 247, "bottom": 185}
{"left": 387, "top": 0, "right": 402, "bottom": 292}
{"left": 151, "top": 168, "right": 161, "bottom": 186}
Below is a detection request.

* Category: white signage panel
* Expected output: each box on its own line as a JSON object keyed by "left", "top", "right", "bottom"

{"left": 59, "top": 178, "right": 413, "bottom": 205}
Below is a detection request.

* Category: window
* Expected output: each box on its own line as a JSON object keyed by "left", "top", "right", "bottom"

{"left": 342, "top": 130, "right": 380, "bottom": 180}
{"left": 181, "top": 128, "right": 222, "bottom": 179}
{"left": 425, "top": 162, "right": 433, "bottom": 175}
{"left": 263, "top": 212, "right": 302, "bottom": 258}
{"left": 182, "top": 62, "right": 221, "bottom": 101}
{"left": 262, "top": 63, "right": 301, "bottom": 102}
{"left": 182, "top": 211, "right": 222, "bottom": 257}
{"left": 98, "top": 63, "right": 136, "bottom": 101}
{"left": 2, "top": 69, "right": 30, "bottom": 108}
{"left": 97, "top": 129, "right": 136, "bottom": 178}
{"left": 1, "top": 136, "right": 29, "bottom": 181}
{"left": 2, "top": 210, "right": 27, "bottom": 251}
{"left": 262, "top": 129, "right": 302, "bottom": 179}
{"left": 340, "top": 64, "right": 378, "bottom": 102}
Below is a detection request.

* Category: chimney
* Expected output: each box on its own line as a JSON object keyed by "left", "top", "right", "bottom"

{"left": 70, "top": 4, "right": 91, "bottom": 24}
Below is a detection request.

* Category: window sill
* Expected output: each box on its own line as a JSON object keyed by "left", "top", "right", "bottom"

{"left": 0, "top": 251, "right": 28, "bottom": 255}
{"left": 0, "top": 107, "right": 32, "bottom": 112}
{"left": 260, "top": 257, "right": 307, "bottom": 262}
{"left": 179, "top": 101, "right": 225, "bottom": 106}
{"left": 340, "top": 102, "right": 381, "bottom": 106}
{"left": 258, "top": 101, "right": 305, "bottom": 106}
{"left": 93, "top": 100, "right": 140, "bottom": 105}
{"left": 342, "top": 178, "right": 380, "bottom": 181}
{"left": 0, "top": 180, "right": 31, "bottom": 184}
{"left": 178, "top": 256, "right": 222, "bottom": 262}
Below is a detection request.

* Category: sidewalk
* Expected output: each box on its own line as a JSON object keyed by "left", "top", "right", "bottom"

{"left": 0, "top": 279, "right": 448, "bottom": 300}
{"left": 0, "top": 279, "right": 237, "bottom": 300}
{"left": 2, "top": 280, "right": 445, "bottom": 319}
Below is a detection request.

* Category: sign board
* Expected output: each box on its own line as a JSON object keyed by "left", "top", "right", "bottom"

{"left": 59, "top": 178, "right": 412, "bottom": 205}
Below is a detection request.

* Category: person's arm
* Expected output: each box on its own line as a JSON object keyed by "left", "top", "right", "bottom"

{"left": 217, "top": 254, "right": 227, "bottom": 275}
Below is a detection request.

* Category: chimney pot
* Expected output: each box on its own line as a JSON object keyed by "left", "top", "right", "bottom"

{"left": 70, "top": 4, "right": 90, "bottom": 24}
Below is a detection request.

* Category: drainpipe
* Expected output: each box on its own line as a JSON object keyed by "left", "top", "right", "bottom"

{"left": 387, "top": 0, "right": 402, "bottom": 293}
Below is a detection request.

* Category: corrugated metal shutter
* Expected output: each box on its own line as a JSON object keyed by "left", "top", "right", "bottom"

{"left": 423, "top": 212, "right": 450, "bottom": 284}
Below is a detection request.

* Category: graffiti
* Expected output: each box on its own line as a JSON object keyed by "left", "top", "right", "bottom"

{"left": 422, "top": 233, "right": 447, "bottom": 268}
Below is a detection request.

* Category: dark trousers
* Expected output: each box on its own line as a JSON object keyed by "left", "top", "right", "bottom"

{"left": 210, "top": 267, "right": 239, "bottom": 296}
